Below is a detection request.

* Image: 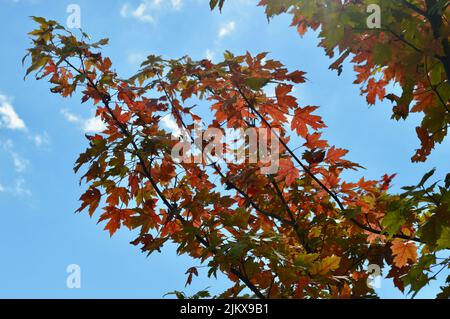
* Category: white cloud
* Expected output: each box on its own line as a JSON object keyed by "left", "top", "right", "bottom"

{"left": 83, "top": 117, "right": 107, "bottom": 133}
{"left": 0, "top": 183, "right": 5, "bottom": 192}
{"left": 61, "top": 108, "right": 80, "bottom": 123}
{"left": 0, "top": 94, "right": 26, "bottom": 131}
{"left": 120, "top": 0, "right": 184, "bottom": 24}
{"left": 161, "top": 114, "right": 181, "bottom": 137}
{"left": 171, "top": 0, "right": 183, "bottom": 10}
{"left": 218, "top": 21, "right": 236, "bottom": 38}
{"left": 1, "top": 95, "right": 50, "bottom": 148}
{"left": 61, "top": 109, "right": 106, "bottom": 133}
{"left": 134, "top": 3, "right": 156, "bottom": 23}
{"left": 120, "top": 1, "right": 157, "bottom": 24}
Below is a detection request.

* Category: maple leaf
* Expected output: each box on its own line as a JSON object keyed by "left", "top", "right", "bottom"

{"left": 106, "top": 187, "right": 129, "bottom": 207}
{"left": 99, "top": 208, "right": 134, "bottom": 237}
{"left": 291, "top": 106, "right": 326, "bottom": 138}
{"left": 185, "top": 267, "right": 199, "bottom": 287}
{"left": 287, "top": 70, "right": 306, "bottom": 83}
{"left": 437, "top": 227, "right": 450, "bottom": 250}
{"left": 76, "top": 188, "right": 101, "bottom": 217}
{"left": 364, "top": 78, "right": 386, "bottom": 105}
{"left": 412, "top": 126, "right": 435, "bottom": 162}
{"left": 391, "top": 239, "right": 418, "bottom": 268}
{"left": 99, "top": 57, "right": 112, "bottom": 72}
{"left": 277, "top": 158, "right": 299, "bottom": 187}
{"left": 310, "top": 256, "right": 341, "bottom": 276}
{"left": 302, "top": 149, "right": 326, "bottom": 165}
{"left": 303, "top": 132, "right": 329, "bottom": 149}
{"left": 411, "top": 92, "right": 434, "bottom": 113}
{"left": 275, "top": 84, "right": 297, "bottom": 109}
{"left": 324, "top": 146, "right": 348, "bottom": 165}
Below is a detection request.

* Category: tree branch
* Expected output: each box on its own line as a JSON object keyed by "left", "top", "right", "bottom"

{"left": 399, "top": 0, "right": 428, "bottom": 18}
{"left": 64, "top": 57, "right": 266, "bottom": 300}
{"left": 234, "top": 83, "right": 423, "bottom": 244}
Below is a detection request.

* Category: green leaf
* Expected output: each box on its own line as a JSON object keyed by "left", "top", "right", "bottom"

{"left": 245, "top": 77, "right": 270, "bottom": 91}
{"left": 418, "top": 168, "right": 436, "bottom": 187}
{"left": 209, "top": 0, "right": 224, "bottom": 11}
{"left": 372, "top": 43, "right": 391, "bottom": 65}
{"left": 222, "top": 207, "right": 250, "bottom": 228}
{"left": 382, "top": 210, "right": 406, "bottom": 236}
{"left": 419, "top": 214, "right": 443, "bottom": 248}
{"left": 343, "top": 207, "right": 361, "bottom": 219}
{"left": 294, "top": 253, "right": 319, "bottom": 268}
{"left": 210, "top": 0, "right": 218, "bottom": 10}
{"left": 436, "top": 226, "right": 450, "bottom": 250}
{"left": 25, "top": 55, "right": 50, "bottom": 79}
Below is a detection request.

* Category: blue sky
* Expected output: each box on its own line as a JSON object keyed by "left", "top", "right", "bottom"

{"left": 0, "top": 0, "right": 448, "bottom": 299}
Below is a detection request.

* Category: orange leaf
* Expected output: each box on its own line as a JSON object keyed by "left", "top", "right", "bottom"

{"left": 325, "top": 146, "right": 349, "bottom": 165}
{"left": 304, "top": 132, "right": 329, "bottom": 149}
{"left": 277, "top": 158, "right": 299, "bottom": 187}
{"left": 291, "top": 106, "right": 326, "bottom": 138}
{"left": 391, "top": 239, "right": 418, "bottom": 268}
{"left": 275, "top": 84, "right": 297, "bottom": 109}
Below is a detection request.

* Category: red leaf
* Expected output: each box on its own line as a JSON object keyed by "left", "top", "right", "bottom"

{"left": 291, "top": 106, "right": 326, "bottom": 138}
{"left": 277, "top": 158, "right": 299, "bottom": 187}
{"left": 185, "top": 267, "right": 199, "bottom": 287}
{"left": 325, "top": 146, "right": 349, "bottom": 165}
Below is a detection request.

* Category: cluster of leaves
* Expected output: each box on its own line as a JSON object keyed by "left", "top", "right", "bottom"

{"left": 212, "top": 0, "right": 450, "bottom": 162}
{"left": 25, "top": 17, "right": 449, "bottom": 299}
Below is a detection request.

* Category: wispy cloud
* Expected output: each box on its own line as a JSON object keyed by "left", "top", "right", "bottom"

{"left": 61, "top": 108, "right": 80, "bottom": 123}
{"left": 61, "top": 109, "right": 106, "bottom": 133}
{"left": 31, "top": 132, "right": 50, "bottom": 147}
{"left": 1, "top": 139, "right": 29, "bottom": 173}
{"left": 0, "top": 178, "right": 32, "bottom": 196}
{"left": 205, "top": 20, "right": 237, "bottom": 62}
{"left": 14, "top": 178, "right": 31, "bottom": 196}
{"left": 218, "top": 21, "right": 236, "bottom": 38}
{"left": 120, "top": 0, "right": 184, "bottom": 24}
{"left": 12, "top": 152, "right": 29, "bottom": 173}
{"left": 121, "top": 2, "right": 156, "bottom": 24}
{"left": 0, "top": 139, "right": 32, "bottom": 196}
{"left": 171, "top": 0, "right": 183, "bottom": 10}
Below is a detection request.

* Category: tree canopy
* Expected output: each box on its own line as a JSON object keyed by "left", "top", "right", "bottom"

{"left": 212, "top": 0, "right": 450, "bottom": 162}
{"left": 25, "top": 7, "right": 449, "bottom": 299}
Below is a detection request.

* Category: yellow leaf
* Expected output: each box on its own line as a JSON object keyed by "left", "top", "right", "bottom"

{"left": 310, "top": 255, "right": 341, "bottom": 276}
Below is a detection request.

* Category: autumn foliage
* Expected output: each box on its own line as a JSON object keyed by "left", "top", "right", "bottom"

{"left": 25, "top": 12, "right": 449, "bottom": 299}
{"left": 212, "top": 0, "right": 450, "bottom": 162}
